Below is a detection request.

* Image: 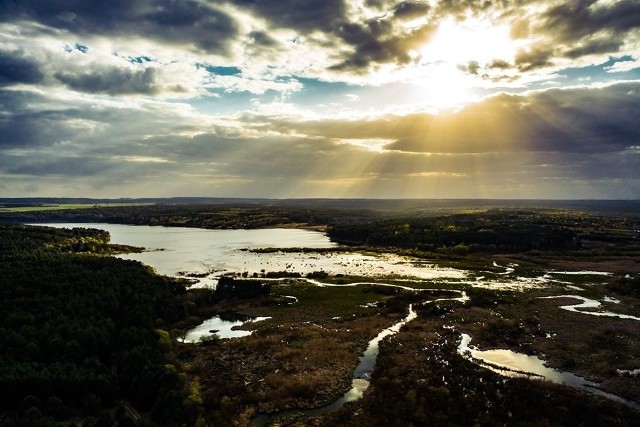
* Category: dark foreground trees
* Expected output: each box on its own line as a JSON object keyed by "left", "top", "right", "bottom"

{"left": 0, "top": 224, "right": 197, "bottom": 426}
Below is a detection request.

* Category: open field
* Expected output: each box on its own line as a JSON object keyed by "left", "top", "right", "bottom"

{"left": 0, "top": 202, "right": 153, "bottom": 213}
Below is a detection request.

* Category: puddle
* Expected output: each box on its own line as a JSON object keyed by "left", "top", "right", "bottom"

{"left": 181, "top": 314, "right": 270, "bottom": 342}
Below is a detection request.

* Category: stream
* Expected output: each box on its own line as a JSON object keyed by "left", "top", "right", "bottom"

{"left": 457, "top": 333, "right": 640, "bottom": 411}
{"left": 540, "top": 295, "right": 640, "bottom": 321}
{"left": 250, "top": 304, "right": 417, "bottom": 427}
{"left": 249, "top": 286, "right": 469, "bottom": 426}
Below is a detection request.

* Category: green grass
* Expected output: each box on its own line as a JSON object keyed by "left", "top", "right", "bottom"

{"left": 266, "top": 282, "right": 387, "bottom": 320}
{"left": 0, "top": 203, "right": 153, "bottom": 212}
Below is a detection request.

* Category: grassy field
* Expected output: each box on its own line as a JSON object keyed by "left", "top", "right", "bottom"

{"left": 0, "top": 202, "right": 153, "bottom": 212}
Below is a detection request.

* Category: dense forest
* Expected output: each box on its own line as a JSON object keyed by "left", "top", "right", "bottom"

{"left": 328, "top": 209, "right": 640, "bottom": 254}
{"left": 327, "top": 210, "right": 581, "bottom": 253}
{"left": 0, "top": 224, "right": 199, "bottom": 426}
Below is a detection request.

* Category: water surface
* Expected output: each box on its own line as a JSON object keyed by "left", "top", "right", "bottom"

{"left": 457, "top": 333, "right": 640, "bottom": 410}
{"left": 457, "top": 333, "right": 595, "bottom": 387}
{"left": 37, "top": 223, "right": 467, "bottom": 286}
{"left": 182, "top": 314, "right": 270, "bottom": 342}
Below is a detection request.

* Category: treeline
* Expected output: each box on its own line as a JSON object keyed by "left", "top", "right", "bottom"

{"left": 327, "top": 210, "right": 583, "bottom": 253}
{"left": 0, "top": 203, "right": 375, "bottom": 230}
{"left": 0, "top": 224, "right": 199, "bottom": 426}
{"left": 0, "top": 224, "right": 140, "bottom": 256}
{"left": 0, "top": 224, "right": 111, "bottom": 255}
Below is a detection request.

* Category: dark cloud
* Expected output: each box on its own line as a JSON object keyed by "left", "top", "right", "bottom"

{"left": 54, "top": 67, "right": 161, "bottom": 95}
{"left": 229, "top": 0, "right": 437, "bottom": 72}
{"left": 514, "top": 44, "right": 554, "bottom": 71}
{"left": 329, "top": 0, "right": 640, "bottom": 72}
{"left": 95, "top": 130, "right": 367, "bottom": 183}
{"left": 432, "top": 0, "right": 500, "bottom": 19}
{"left": 0, "top": 50, "right": 44, "bottom": 86}
{"left": 383, "top": 83, "right": 640, "bottom": 153}
{"left": 563, "top": 38, "right": 624, "bottom": 59}
{"left": 0, "top": 91, "right": 85, "bottom": 148}
{"left": 332, "top": 20, "right": 436, "bottom": 71}
{"left": 365, "top": 0, "right": 388, "bottom": 9}
{"left": 393, "top": 1, "right": 430, "bottom": 19}
{"left": 2, "top": 155, "right": 112, "bottom": 177}
{"left": 247, "top": 31, "right": 278, "bottom": 47}
{"left": 459, "top": 60, "right": 481, "bottom": 75}
{"left": 0, "top": 88, "right": 194, "bottom": 150}
{"left": 539, "top": 0, "right": 640, "bottom": 60}
{"left": 267, "top": 82, "right": 640, "bottom": 155}
{"left": 0, "top": 0, "right": 239, "bottom": 55}
{"left": 2, "top": 0, "right": 637, "bottom": 82}
{"left": 230, "top": 0, "right": 347, "bottom": 32}
{"left": 542, "top": 0, "right": 640, "bottom": 41}
{"left": 488, "top": 59, "right": 512, "bottom": 70}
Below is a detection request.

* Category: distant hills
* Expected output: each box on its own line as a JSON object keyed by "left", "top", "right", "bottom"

{"left": 1, "top": 197, "right": 640, "bottom": 213}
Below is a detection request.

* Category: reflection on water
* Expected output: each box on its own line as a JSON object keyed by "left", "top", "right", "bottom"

{"left": 35, "top": 223, "right": 613, "bottom": 292}
{"left": 457, "top": 334, "right": 596, "bottom": 387}
{"left": 251, "top": 289, "right": 470, "bottom": 426}
{"left": 547, "top": 271, "right": 613, "bottom": 276}
{"left": 540, "top": 295, "right": 640, "bottom": 321}
{"left": 31, "top": 224, "right": 637, "bottom": 417}
{"left": 181, "top": 314, "right": 271, "bottom": 342}
{"left": 36, "top": 223, "right": 466, "bottom": 286}
{"left": 250, "top": 305, "right": 418, "bottom": 427}
{"left": 354, "top": 304, "right": 417, "bottom": 381}
{"left": 458, "top": 333, "right": 640, "bottom": 410}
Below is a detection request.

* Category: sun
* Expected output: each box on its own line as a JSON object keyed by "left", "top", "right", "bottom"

{"left": 409, "top": 16, "right": 520, "bottom": 110}
{"left": 423, "top": 17, "right": 517, "bottom": 65}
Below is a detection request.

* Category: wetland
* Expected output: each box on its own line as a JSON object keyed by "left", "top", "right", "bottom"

{"left": 2, "top": 200, "right": 640, "bottom": 426}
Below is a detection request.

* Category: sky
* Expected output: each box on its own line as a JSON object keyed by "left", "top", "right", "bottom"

{"left": 1, "top": 0, "right": 639, "bottom": 199}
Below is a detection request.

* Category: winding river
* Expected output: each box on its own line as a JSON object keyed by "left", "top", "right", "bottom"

{"left": 250, "top": 288, "right": 469, "bottom": 426}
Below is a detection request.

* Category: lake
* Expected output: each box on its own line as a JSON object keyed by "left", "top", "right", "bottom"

{"left": 38, "top": 223, "right": 467, "bottom": 287}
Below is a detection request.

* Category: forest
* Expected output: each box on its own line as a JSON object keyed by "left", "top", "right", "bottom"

{"left": 0, "top": 225, "right": 200, "bottom": 426}
{"left": 327, "top": 210, "right": 583, "bottom": 252}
